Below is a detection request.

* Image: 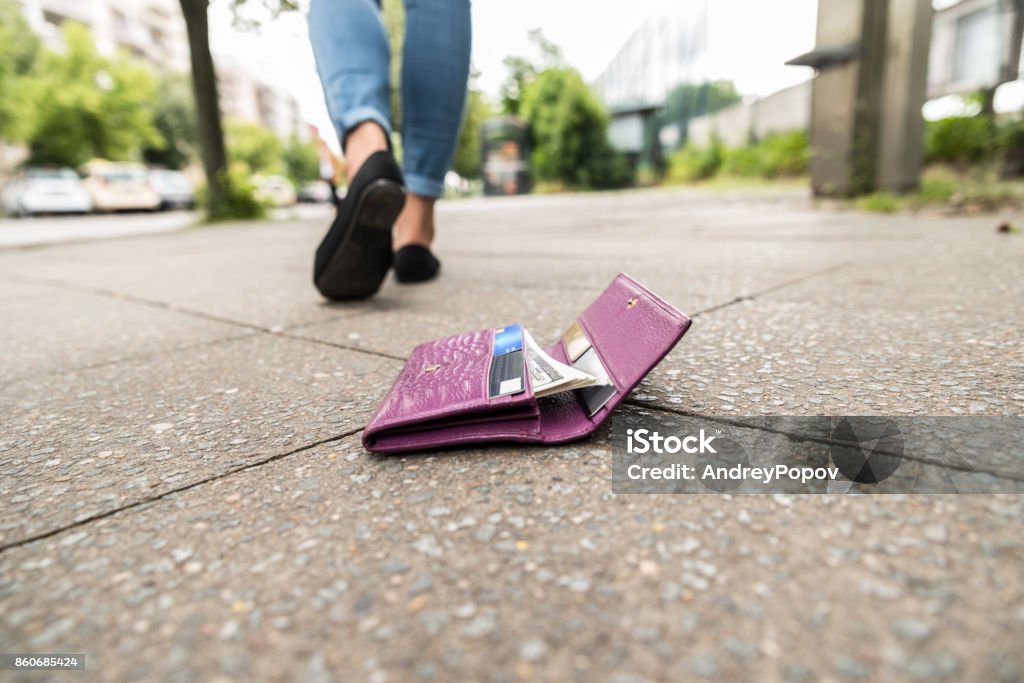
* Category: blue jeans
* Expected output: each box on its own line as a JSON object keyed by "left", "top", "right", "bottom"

{"left": 308, "top": 0, "right": 472, "bottom": 198}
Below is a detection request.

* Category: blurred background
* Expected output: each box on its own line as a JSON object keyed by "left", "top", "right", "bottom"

{"left": 0, "top": 0, "right": 1021, "bottom": 234}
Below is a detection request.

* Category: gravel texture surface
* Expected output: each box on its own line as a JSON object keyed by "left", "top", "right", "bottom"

{"left": 1, "top": 186, "right": 1022, "bottom": 682}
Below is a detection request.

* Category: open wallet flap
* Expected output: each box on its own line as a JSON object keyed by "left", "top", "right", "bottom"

{"left": 537, "top": 272, "right": 691, "bottom": 443}
{"left": 362, "top": 274, "right": 690, "bottom": 453}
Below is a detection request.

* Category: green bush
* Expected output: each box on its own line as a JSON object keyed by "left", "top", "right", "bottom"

{"left": 916, "top": 176, "right": 956, "bottom": 204}
{"left": 667, "top": 138, "right": 724, "bottom": 183}
{"left": 225, "top": 119, "right": 284, "bottom": 176}
{"left": 720, "top": 131, "right": 809, "bottom": 179}
{"left": 925, "top": 115, "right": 997, "bottom": 166}
{"left": 282, "top": 136, "right": 320, "bottom": 186}
{"left": 198, "top": 165, "right": 267, "bottom": 223}
{"left": 579, "top": 142, "right": 633, "bottom": 190}
{"left": 521, "top": 66, "right": 630, "bottom": 190}
{"left": 856, "top": 192, "right": 900, "bottom": 213}
{"left": 670, "top": 131, "right": 808, "bottom": 183}
{"left": 757, "top": 131, "right": 810, "bottom": 177}
{"left": 721, "top": 144, "right": 761, "bottom": 177}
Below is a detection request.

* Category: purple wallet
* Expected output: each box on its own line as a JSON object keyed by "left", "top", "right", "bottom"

{"left": 363, "top": 273, "right": 692, "bottom": 453}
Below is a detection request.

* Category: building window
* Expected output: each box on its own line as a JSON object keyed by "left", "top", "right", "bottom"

{"left": 953, "top": 4, "right": 1000, "bottom": 85}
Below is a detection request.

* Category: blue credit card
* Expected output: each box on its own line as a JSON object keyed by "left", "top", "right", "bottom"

{"left": 492, "top": 324, "right": 524, "bottom": 356}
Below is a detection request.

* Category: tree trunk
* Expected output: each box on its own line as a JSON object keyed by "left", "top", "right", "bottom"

{"left": 179, "top": 0, "right": 227, "bottom": 219}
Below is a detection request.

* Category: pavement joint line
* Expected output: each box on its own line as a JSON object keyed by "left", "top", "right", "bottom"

{"left": 3, "top": 273, "right": 407, "bottom": 364}
{"left": 0, "top": 427, "right": 365, "bottom": 555}
{"left": 0, "top": 332, "right": 261, "bottom": 391}
{"left": 277, "top": 329, "right": 407, "bottom": 362}
{"left": 624, "top": 401, "right": 1024, "bottom": 484}
{"left": 689, "top": 261, "right": 853, "bottom": 318}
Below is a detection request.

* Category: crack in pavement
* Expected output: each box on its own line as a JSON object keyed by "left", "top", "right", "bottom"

{"left": 688, "top": 262, "right": 852, "bottom": 318}
{"left": 0, "top": 427, "right": 364, "bottom": 554}
{"left": 1, "top": 273, "right": 408, "bottom": 364}
{"left": 0, "top": 332, "right": 261, "bottom": 390}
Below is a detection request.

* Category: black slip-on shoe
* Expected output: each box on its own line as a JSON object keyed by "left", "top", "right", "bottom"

{"left": 314, "top": 151, "right": 405, "bottom": 300}
{"left": 393, "top": 244, "right": 441, "bottom": 284}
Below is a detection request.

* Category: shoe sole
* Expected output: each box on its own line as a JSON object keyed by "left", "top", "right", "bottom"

{"left": 315, "top": 179, "right": 405, "bottom": 300}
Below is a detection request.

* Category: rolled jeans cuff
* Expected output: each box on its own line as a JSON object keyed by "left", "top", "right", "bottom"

{"left": 404, "top": 173, "right": 444, "bottom": 199}
{"left": 337, "top": 106, "right": 392, "bottom": 152}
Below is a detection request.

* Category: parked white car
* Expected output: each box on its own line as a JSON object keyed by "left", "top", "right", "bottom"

{"left": 81, "top": 161, "right": 161, "bottom": 212}
{"left": 253, "top": 175, "right": 297, "bottom": 207}
{"left": 148, "top": 169, "right": 196, "bottom": 210}
{"left": 1, "top": 167, "right": 93, "bottom": 217}
{"left": 297, "top": 180, "right": 335, "bottom": 204}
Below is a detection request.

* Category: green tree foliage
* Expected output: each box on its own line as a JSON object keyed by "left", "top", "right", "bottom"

{"left": 143, "top": 72, "right": 197, "bottom": 170}
{"left": 18, "top": 23, "right": 161, "bottom": 167}
{"left": 225, "top": 119, "right": 283, "bottom": 175}
{"left": 0, "top": 0, "right": 40, "bottom": 141}
{"left": 925, "top": 114, "right": 999, "bottom": 166}
{"left": 499, "top": 56, "right": 536, "bottom": 116}
{"left": 500, "top": 29, "right": 561, "bottom": 116}
{"left": 656, "top": 80, "right": 741, "bottom": 150}
{"left": 667, "top": 138, "right": 725, "bottom": 182}
{"left": 722, "top": 131, "right": 810, "bottom": 178}
{"left": 282, "top": 135, "right": 320, "bottom": 185}
{"left": 669, "top": 131, "right": 809, "bottom": 183}
{"left": 199, "top": 164, "right": 267, "bottom": 222}
{"left": 452, "top": 77, "right": 491, "bottom": 180}
{"left": 520, "top": 67, "right": 629, "bottom": 190}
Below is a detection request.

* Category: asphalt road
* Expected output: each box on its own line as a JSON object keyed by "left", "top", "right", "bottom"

{"left": 0, "top": 204, "right": 333, "bottom": 248}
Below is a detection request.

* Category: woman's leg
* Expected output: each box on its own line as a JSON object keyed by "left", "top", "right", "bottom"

{"left": 307, "top": 0, "right": 392, "bottom": 176}
{"left": 307, "top": 0, "right": 405, "bottom": 300}
{"left": 393, "top": 0, "right": 471, "bottom": 249}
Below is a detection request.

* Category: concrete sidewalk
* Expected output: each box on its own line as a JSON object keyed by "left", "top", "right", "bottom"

{"left": 1, "top": 186, "right": 1022, "bottom": 682}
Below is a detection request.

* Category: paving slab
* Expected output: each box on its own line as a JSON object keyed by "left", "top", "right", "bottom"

{"left": 1, "top": 432, "right": 1021, "bottom": 682}
{"left": 631, "top": 216, "right": 1024, "bottom": 418}
{"left": 632, "top": 296, "right": 1023, "bottom": 418}
{"left": 0, "top": 279, "right": 247, "bottom": 384}
{"left": 0, "top": 220, "right": 359, "bottom": 330}
{"left": 0, "top": 334, "right": 402, "bottom": 547}
{"left": 0, "top": 187, "right": 1022, "bottom": 682}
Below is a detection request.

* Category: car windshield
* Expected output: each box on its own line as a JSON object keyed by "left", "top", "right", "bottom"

{"left": 25, "top": 168, "right": 78, "bottom": 181}
{"left": 151, "top": 172, "right": 190, "bottom": 188}
{"left": 101, "top": 169, "right": 146, "bottom": 183}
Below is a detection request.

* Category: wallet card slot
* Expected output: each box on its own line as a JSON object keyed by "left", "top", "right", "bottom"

{"left": 365, "top": 326, "right": 537, "bottom": 438}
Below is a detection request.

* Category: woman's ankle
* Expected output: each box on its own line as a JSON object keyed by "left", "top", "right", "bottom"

{"left": 344, "top": 122, "right": 389, "bottom": 179}
{"left": 393, "top": 194, "right": 436, "bottom": 249}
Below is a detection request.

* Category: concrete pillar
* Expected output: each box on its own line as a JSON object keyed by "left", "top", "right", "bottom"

{"left": 877, "top": 0, "right": 934, "bottom": 192}
{"left": 793, "top": 0, "right": 934, "bottom": 197}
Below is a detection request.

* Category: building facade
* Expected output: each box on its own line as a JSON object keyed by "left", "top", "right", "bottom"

{"left": 216, "top": 57, "right": 307, "bottom": 141}
{"left": 605, "top": 0, "right": 1022, "bottom": 152}
{"left": 17, "top": 0, "right": 307, "bottom": 141}
{"left": 928, "top": 0, "right": 1022, "bottom": 97}
{"left": 18, "top": 0, "right": 191, "bottom": 72}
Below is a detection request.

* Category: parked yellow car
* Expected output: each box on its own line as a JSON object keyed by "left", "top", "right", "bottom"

{"left": 81, "top": 161, "right": 161, "bottom": 212}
